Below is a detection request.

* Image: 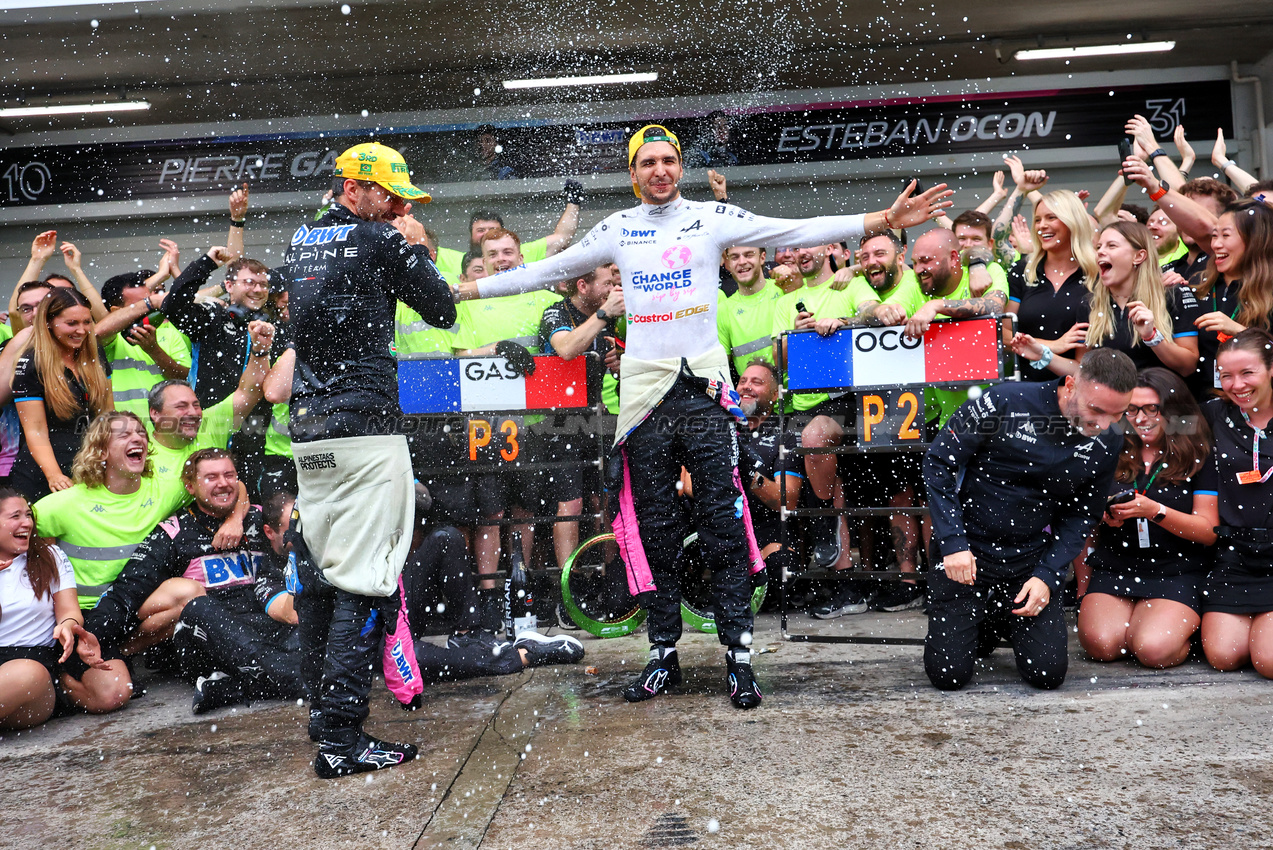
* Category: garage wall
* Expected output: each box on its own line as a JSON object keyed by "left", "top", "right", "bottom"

{"left": 0, "top": 64, "right": 1257, "bottom": 296}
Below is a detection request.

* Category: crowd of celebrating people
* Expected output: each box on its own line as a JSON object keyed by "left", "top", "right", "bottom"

{"left": 2, "top": 114, "right": 1272, "bottom": 780}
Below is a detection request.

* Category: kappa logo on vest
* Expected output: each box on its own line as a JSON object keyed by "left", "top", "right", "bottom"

{"left": 298, "top": 452, "right": 337, "bottom": 471}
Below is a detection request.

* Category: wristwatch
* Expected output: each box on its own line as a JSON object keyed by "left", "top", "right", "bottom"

{"left": 1151, "top": 503, "right": 1168, "bottom": 523}
{"left": 595, "top": 308, "right": 609, "bottom": 322}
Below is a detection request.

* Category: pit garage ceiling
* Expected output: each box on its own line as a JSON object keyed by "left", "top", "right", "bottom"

{"left": 0, "top": 0, "right": 1270, "bottom": 132}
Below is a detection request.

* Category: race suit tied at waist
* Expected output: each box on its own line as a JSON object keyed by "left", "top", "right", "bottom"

{"left": 785, "top": 316, "right": 1001, "bottom": 392}
{"left": 399, "top": 355, "right": 592, "bottom": 414}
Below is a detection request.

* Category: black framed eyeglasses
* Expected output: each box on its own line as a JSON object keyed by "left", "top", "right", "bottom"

{"left": 1125, "top": 403, "right": 1161, "bottom": 417}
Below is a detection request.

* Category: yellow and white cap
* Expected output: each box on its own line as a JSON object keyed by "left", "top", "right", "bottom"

{"left": 628, "top": 124, "right": 681, "bottom": 198}
{"left": 334, "top": 142, "right": 431, "bottom": 202}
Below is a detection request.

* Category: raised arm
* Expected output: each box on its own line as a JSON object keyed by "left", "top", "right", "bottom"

{"left": 10, "top": 230, "right": 57, "bottom": 332}
{"left": 58, "top": 242, "right": 108, "bottom": 322}
{"left": 544, "top": 181, "right": 583, "bottom": 256}
{"left": 974, "top": 170, "right": 1010, "bottom": 215}
{"left": 1121, "top": 157, "right": 1220, "bottom": 245}
{"left": 227, "top": 183, "right": 249, "bottom": 261}
{"left": 1213, "top": 130, "right": 1257, "bottom": 195}
{"left": 1093, "top": 174, "right": 1130, "bottom": 228}
{"left": 159, "top": 247, "right": 229, "bottom": 337}
{"left": 1126, "top": 114, "right": 1188, "bottom": 192}
{"left": 229, "top": 320, "right": 274, "bottom": 428}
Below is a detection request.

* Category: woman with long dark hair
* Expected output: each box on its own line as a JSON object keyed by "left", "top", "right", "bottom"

{"left": 1199, "top": 329, "right": 1273, "bottom": 676}
{"left": 10, "top": 287, "right": 112, "bottom": 500}
{"left": 1192, "top": 200, "right": 1273, "bottom": 397}
{"left": 0, "top": 487, "right": 114, "bottom": 729}
{"left": 1079, "top": 368, "right": 1217, "bottom": 668}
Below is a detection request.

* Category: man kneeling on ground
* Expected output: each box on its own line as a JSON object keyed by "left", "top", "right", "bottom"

{"left": 922, "top": 349, "right": 1135, "bottom": 691}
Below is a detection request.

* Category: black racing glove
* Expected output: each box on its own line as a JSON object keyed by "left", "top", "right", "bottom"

{"left": 495, "top": 340, "right": 536, "bottom": 377}
{"left": 563, "top": 179, "right": 585, "bottom": 208}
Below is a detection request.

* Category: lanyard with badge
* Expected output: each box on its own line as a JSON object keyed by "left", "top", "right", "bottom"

{"left": 1212, "top": 285, "right": 1242, "bottom": 387}
{"left": 1135, "top": 462, "right": 1165, "bottom": 548}
{"left": 1236, "top": 411, "right": 1273, "bottom": 486}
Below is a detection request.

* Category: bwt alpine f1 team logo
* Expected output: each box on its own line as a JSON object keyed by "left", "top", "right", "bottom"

{"left": 661, "top": 245, "right": 692, "bottom": 269}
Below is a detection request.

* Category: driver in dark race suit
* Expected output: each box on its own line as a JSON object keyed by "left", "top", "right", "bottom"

{"left": 284, "top": 142, "right": 456, "bottom": 778}
{"left": 457, "top": 124, "right": 953, "bottom": 709}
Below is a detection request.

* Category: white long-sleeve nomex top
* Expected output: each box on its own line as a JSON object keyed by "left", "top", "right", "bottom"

{"left": 476, "top": 196, "right": 869, "bottom": 362}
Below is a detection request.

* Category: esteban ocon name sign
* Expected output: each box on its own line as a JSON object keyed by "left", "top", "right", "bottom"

{"left": 0, "top": 80, "right": 1232, "bottom": 207}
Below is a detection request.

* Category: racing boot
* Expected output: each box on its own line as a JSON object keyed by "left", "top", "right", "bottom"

{"left": 622, "top": 646, "right": 681, "bottom": 702}
{"left": 314, "top": 731, "right": 418, "bottom": 779}
{"left": 726, "top": 649, "right": 762, "bottom": 709}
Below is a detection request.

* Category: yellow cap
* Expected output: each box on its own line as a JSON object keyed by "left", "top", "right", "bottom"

{"left": 628, "top": 124, "right": 682, "bottom": 198}
{"left": 334, "top": 142, "right": 431, "bottom": 203}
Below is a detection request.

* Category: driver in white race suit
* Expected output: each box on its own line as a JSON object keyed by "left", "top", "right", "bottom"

{"left": 458, "top": 124, "right": 953, "bottom": 709}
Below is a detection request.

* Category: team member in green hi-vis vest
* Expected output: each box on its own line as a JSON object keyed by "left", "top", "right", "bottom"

{"left": 717, "top": 245, "right": 783, "bottom": 380}
{"left": 93, "top": 263, "right": 193, "bottom": 425}
{"left": 37, "top": 411, "right": 249, "bottom": 714}
{"left": 396, "top": 250, "right": 481, "bottom": 358}
{"left": 432, "top": 185, "right": 584, "bottom": 286}
{"left": 146, "top": 317, "right": 274, "bottom": 488}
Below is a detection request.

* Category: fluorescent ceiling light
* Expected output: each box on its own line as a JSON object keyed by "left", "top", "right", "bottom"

{"left": 503, "top": 72, "right": 658, "bottom": 90}
{"left": 0, "top": 0, "right": 160, "bottom": 7}
{"left": 1015, "top": 41, "right": 1175, "bottom": 61}
{"left": 0, "top": 100, "right": 150, "bottom": 118}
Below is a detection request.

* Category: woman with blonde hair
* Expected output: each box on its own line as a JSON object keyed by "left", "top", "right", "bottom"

{"left": 1011, "top": 221, "right": 1201, "bottom": 379}
{"left": 10, "top": 288, "right": 112, "bottom": 500}
{"left": 1006, "top": 189, "right": 1100, "bottom": 381}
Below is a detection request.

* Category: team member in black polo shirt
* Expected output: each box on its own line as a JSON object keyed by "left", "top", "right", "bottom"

{"left": 1012, "top": 222, "right": 1201, "bottom": 379}
{"left": 923, "top": 349, "right": 1136, "bottom": 691}
{"left": 1199, "top": 330, "right": 1273, "bottom": 677}
{"left": 538, "top": 262, "right": 622, "bottom": 574}
{"left": 1006, "top": 190, "right": 1099, "bottom": 382}
{"left": 1191, "top": 201, "right": 1273, "bottom": 399}
{"left": 1079, "top": 368, "right": 1217, "bottom": 669}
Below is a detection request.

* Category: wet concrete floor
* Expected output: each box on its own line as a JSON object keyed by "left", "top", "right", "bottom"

{"left": 4, "top": 610, "right": 1273, "bottom": 849}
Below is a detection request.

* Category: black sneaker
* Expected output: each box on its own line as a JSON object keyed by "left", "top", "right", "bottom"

{"left": 556, "top": 602, "right": 582, "bottom": 630}
{"left": 192, "top": 672, "right": 247, "bottom": 715}
{"left": 622, "top": 650, "right": 681, "bottom": 702}
{"left": 727, "top": 652, "right": 762, "bottom": 709}
{"left": 514, "top": 632, "right": 585, "bottom": 667}
{"left": 871, "top": 581, "right": 925, "bottom": 612}
{"left": 315, "top": 732, "right": 418, "bottom": 779}
{"left": 812, "top": 583, "right": 869, "bottom": 619}
{"left": 446, "top": 629, "right": 502, "bottom": 652}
